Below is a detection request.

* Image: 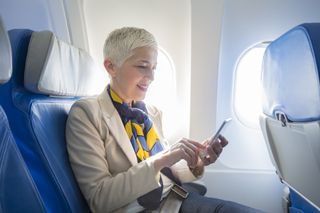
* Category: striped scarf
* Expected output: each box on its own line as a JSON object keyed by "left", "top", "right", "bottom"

{"left": 107, "top": 85, "right": 181, "bottom": 210}
{"left": 107, "top": 85, "right": 163, "bottom": 161}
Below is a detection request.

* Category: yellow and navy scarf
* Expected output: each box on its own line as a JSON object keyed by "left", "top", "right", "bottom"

{"left": 108, "top": 85, "right": 181, "bottom": 210}
{"left": 107, "top": 85, "right": 163, "bottom": 162}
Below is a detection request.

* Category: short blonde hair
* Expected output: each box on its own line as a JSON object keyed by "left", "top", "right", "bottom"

{"left": 103, "top": 27, "right": 157, "bottom": 66}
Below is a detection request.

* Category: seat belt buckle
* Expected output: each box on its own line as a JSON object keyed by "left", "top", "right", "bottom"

{"left": 171, "top": 184, "right": 189, "bottom": 199}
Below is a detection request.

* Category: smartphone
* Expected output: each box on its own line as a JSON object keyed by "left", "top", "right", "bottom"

{"left": 208, "top": 118, "right": 232, "bottom": 146}
{"left": 199, "top": 118, "right": 232, "bottom": 160}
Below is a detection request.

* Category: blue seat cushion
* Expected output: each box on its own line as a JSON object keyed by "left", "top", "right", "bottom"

{"left": 29, "top": 100, "right": 89, "bottom": 212}
{"left": 0, "top": 107, "right": 45, "bottom": 212}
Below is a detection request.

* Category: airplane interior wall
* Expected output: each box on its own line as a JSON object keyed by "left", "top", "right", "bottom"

{"left": 217, "top": 0, "right": 320, "bottom": 170}
{"left": 189, "top": 0, "right": 223, "bottom": 142}
{"left": 202, "top": 0, "right": 320, "bottom": 212}
{"left": 187, "top": 1, "right": 282, "bottom": 212}
{"left": 0, "top": 0, "right": 70, "bottom": 43}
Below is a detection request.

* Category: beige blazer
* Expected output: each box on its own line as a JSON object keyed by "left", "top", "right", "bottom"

{"left": 66, "top": 88, "right": 199, "bottom": 213}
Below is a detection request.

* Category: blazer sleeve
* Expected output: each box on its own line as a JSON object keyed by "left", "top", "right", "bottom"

{"left": 66, "top": 100, "right": 161, "bottom": 213}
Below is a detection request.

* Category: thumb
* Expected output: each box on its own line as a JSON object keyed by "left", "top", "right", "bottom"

{"left": 219, "top": 135, "right": 228, "bottom": 147}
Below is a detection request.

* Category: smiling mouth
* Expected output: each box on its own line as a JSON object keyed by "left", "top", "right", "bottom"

{"left": 137, "top": 84, "right": 148, "bottom": 92}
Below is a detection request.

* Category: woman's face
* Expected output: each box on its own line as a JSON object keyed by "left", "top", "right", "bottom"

{"left": 108, "top": 46, "right": 158, "bottom": 103}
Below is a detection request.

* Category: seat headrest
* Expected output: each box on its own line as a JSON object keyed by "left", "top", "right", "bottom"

{"left": 24, "top": 31, "right": 105, "bottom": 97}
{"left": 0, "top": 16, "right": 12, "bottom": 84}
{"left": 262, "top": 23, "right": 320, "bottom": 122}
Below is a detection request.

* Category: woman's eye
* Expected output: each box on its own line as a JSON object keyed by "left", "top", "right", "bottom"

{"left": 135, "top": 65, "right": 154, "bottom": 75}
{"left": 136, "top": 66, "right": 150, "bottom": 73}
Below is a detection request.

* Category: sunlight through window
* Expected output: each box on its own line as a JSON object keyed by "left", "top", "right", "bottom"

{"left": 145, "top": 47, "right": 176, "bottom": 117}
{"left": 234, "top": 43, "right": 269, "bottom": 128}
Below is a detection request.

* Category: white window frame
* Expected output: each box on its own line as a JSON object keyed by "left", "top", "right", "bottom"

{"left": 233, "top": 42, "right": 270, "bottom": 129}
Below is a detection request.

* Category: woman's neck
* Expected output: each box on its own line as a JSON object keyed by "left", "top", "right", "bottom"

{"left": 109, "top": 84, "right": 133, "bottom": 106}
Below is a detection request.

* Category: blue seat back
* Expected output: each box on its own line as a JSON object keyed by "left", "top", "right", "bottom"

{"left": 0, "top": 17, "right": 45, "bottom": 213}
{"left": 262, "top": 23, "right": 320, "bottom": 122}
{"left": 289, "top": 189, "right": 319, "bottom": 213}
{"left": 261, "top": 23, "right": 320, "bottom": 212}
{"left": 0, "top": 29, "right": 93, "bottom": 212}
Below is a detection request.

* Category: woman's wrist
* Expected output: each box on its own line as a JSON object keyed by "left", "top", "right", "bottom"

{"left": 153, "top": 150, "right": 171, "bottom": 172}
{"left": 153, "top": 155, "right": 165, "bottom": 172}
{"left": 189, "top": 165, "right": 204, "bottom": 177}
{"left": 189, "top": 158, "right": 204, "bottom": 177}
{"left": 153, "top": 149, "right": 180, "bottom": 172}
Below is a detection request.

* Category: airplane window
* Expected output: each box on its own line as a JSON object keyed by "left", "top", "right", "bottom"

{"left": 145, "top": 47, "right": 177, "bottom": 132}
{"left": 234, "top": 42, "right": 269, "bottom": 128}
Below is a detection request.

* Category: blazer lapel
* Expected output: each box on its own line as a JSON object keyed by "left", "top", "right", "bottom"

{"left": 97, "top": 88, "right": 138, "bottom": 166}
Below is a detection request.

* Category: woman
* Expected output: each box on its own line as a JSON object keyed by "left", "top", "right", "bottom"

{"left": 66, "top": 27, "right": 264, "bottom": 213}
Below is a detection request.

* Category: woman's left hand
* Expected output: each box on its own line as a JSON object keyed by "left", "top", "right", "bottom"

{"left": 201, "top": 135, "right": 228, "bottom": 166}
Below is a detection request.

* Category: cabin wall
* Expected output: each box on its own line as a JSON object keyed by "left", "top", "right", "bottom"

{"left": 189, "top": 0, "right": 223, "bottom": 142}
{"left": 199, "top": 0, "right": 320, "bottom": 212}
{"left": 0, "top": 0, "right": 70, "bottom": 42}
{"left": 217, "top": 0, "right": 320, "bottom": 170}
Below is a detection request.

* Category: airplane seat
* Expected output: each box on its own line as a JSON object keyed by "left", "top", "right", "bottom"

{"left": 0, "top": 109, "right": 47, "bottom": 213}
{"left": 0, "top": 28, "right": 103, "bottom": 212}
{"left": 260, "top": 23, "right": 320, "bottom": 213}
{"left": 0, "top": 17, "right": 45, "bottom": 212}
{"left": 289, "top": 189, "right": 319, "bottom": 213}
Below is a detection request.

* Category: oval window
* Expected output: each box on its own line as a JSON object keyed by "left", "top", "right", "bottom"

{"left": 234, "top": 42, "right": 269, "bottom": 128}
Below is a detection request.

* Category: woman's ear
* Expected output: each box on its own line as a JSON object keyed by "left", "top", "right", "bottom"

{"left": 103, "top": 58, "right": 117, "bottom": 77}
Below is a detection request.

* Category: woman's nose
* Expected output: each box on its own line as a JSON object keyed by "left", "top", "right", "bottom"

{"left": 146, "top": 69, "right": 154, "bottom": 81}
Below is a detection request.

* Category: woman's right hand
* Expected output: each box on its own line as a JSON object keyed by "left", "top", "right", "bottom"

{"left": 153, "top": 138, "right": 205, "bottom": 172}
